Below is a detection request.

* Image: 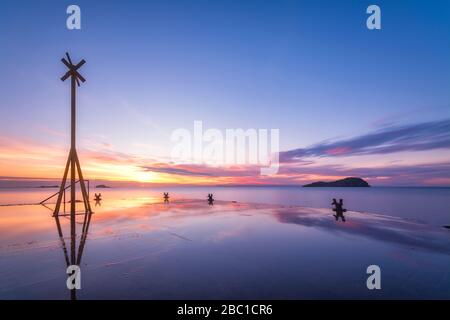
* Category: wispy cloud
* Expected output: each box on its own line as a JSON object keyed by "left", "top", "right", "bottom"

{"left": 279, "top": 162, "right": 450, "bottom": 186}
{"left": 36, "top": 125, "right": 67, "bottom": 138}
{"left": 280, "top": 119, "right": 450, "bottom": 162}
{"left": 141, "top": 164, "right": 214, "bottom": 177}
{"left": 2, "top": 118, "right": 450, "bottom": 186}
{"left": 140, "top": 163, "right": 259, "bottom": 178}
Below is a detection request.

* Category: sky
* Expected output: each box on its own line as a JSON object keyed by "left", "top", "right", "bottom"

{"left": 0, "top": 0, "right": 449, "bottom": 186}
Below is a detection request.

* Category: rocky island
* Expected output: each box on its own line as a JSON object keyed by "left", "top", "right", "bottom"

{"left": 303, "top": 177, "right": 370, "bottom": 187}
{"left": 96, "top": 184, "right": 111, "bottom": 188}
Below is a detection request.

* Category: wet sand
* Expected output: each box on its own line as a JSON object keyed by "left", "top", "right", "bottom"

{"left": 1, "top": 195, "right": 450, "bottom": 299}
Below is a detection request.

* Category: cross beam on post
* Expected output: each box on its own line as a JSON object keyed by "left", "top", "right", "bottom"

{"left": 54, "top": 53, "right": 92, "bottom": 230}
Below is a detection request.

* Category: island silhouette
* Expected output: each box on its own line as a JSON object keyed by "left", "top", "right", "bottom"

{"left": 303, "top": 177, "right": 370, "bottom": 187}
{"left": 96, "top": 184, "right": 111, "bottom": 189}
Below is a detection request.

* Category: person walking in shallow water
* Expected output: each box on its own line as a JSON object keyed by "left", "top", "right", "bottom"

{"left": 332, "top": 198, "right": 347, "bottom": 222}
{"left": 207, "top": 193, "right": 214, "bottom": 205}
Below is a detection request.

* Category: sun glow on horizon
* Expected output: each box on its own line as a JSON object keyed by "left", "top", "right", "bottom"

{"left": 1, "top": 131, "right": 450, "bottom": 187}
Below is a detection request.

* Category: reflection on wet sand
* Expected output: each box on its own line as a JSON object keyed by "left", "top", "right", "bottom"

{"left": 54, "top": 209, "right": 93, "bottom": 300}
{"left": 1, "top": 196, "right": 450, "bottom": 299}
{"left": 273, "top": 207, "right": 450, "bottom": 255}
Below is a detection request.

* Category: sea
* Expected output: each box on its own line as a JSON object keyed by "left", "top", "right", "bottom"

{"left": 0, "top": 186, "right": 449, "bottom": 226}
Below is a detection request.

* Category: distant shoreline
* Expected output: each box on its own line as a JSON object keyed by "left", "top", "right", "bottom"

{"left": 0, "top": 185, "right": 449, "bottom": 189}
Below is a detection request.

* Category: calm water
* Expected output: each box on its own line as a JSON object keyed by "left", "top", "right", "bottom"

{"left": 1, "top": 186, "right": 449, "bottom": 226}
{"left": 162, "top": 186, "right": 450, "bottom": 226}
{"left": 1, "top": 198, "right": 450, "bottom": 299}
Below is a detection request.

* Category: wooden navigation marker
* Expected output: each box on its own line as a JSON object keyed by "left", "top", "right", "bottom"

{"left": 54, "top": 53, "right": 92, "bottom": 221}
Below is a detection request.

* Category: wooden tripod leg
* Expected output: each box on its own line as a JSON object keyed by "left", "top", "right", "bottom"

{"left": 74, "top": 151, "right": 92, "bottom": 213}
{"left": 54, "top": 150, "right": 72, "bottom": 216}
{"left": 70, "top": 155, "right": 76, "bottom": 266}
{"left": 80, "top": 195, "right": 89, "bottom": 235}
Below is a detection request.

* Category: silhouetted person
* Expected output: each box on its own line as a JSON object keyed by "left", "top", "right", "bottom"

{"left": 207, "top": 193, "right": 214, "bottom": 205}
{"left": 163, "top": 192, "right": 170, "bottom": 203}
{"left": 332, "top": 198, "right": 347, "bottom": 222}
{"left": 94, "top": 193, "right": 102, "bottom": 201}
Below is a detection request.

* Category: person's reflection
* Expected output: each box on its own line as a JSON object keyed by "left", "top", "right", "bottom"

{"left": 54, "top": 209, "right": 93, "bottom": 300}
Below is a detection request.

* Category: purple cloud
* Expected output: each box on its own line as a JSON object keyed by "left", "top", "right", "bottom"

{"left": 280, "top": 162, "right": 450, "bottom": 185}
{"left": 140, "top": 164, "right": 259, "bottom": 177}
{"left": 140, "top": 164, "right": 214, "bottom": 177}
{"left": 280, "top": 119, "right": 450, "bottom": 162}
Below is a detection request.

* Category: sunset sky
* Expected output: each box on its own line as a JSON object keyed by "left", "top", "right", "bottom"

{"left": 0, "top": 0, "right": 449, "bottom": 186}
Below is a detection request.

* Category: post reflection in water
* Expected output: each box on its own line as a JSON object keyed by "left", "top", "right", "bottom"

{"left": 53, "top": 207, "right": 93, "bottom": 300}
